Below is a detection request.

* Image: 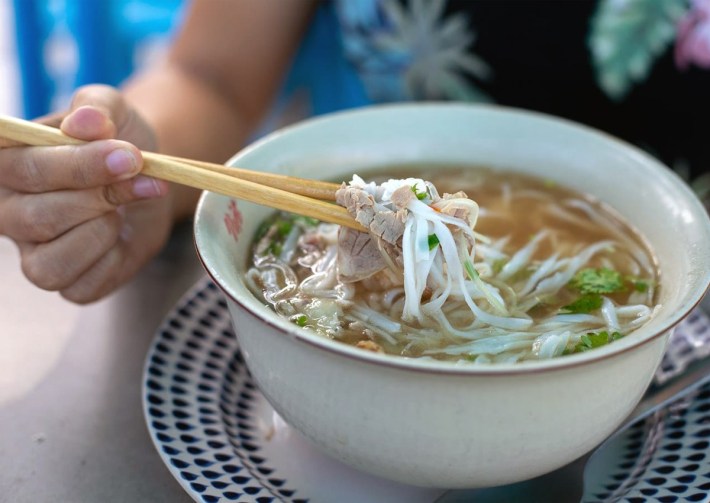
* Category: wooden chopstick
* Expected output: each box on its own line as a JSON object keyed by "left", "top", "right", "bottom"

{"left": 161, "top": 154, "right": 341, "bottom": 202}
{"left": 0, "top": 114, "right": 362, "bottom": 231}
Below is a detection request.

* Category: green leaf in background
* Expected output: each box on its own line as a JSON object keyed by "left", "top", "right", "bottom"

{"left": 589, "top": 0, "right": 689, "bottom": 100}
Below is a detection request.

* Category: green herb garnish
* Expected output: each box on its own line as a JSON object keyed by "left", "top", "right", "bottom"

{"left": 254, "top": 220, "right": 273, "bottom": 241}
{"left": 626, "top": 276, "right": 651, "bottom": 293}
{"left": 254, "top": 212, "right": 322, "bottom": 259}
{"left": 293, "top": 314, "right": 308, "bottom": 327}
{"left": 411, "top": 183, "right": 428, "bottom": 200}
{"left": 266, "top": 242, "right": 283, "bottom": 256}
{"left": 294, "top": 215, "right": 320, "bottom": 227}
{"left": 276, "top": 220, "right": 293, "bottom": 237}
{"left": 570, "top": 268, "right": 625, "bottom": 295}
{"left": 570, "top": 330, "right": 623, "bottom": 353}
{"left": 560, "top": 293, "right": 603, "bottom": 314}
{"left": 464, "top": 259, "right": 478, "bottom": 280}
{"left": 427, "top": 234, "right": 440, "bottom": 250}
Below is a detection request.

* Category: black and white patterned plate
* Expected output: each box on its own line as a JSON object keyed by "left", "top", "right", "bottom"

{"left": 581, "top": 383, "right": 710, "bottom": 503}
{"left": 142, "top": 276, "right": 710, "bottom": 503}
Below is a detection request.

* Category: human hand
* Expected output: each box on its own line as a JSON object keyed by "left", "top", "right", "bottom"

{"left": 0, "top": 85, "right": 175, "bottom": 303}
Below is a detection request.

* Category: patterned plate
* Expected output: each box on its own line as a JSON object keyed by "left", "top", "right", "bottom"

{"left": 142, "top": 276, "right": 710, "bottom": 503}
{"left": 581, "top": 383, "right": 710, "bottom": 503}
{"left": 142, "top": 277, "right": 444, "bottom": 503}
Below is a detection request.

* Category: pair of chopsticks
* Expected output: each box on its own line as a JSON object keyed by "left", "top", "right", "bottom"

{"left": 0, "top": 114, "right": 364, "bottom": 231}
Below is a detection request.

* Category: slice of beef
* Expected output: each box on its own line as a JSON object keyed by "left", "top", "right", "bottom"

{"left": 390, "top": 185, "right": 416, "bottom": 209}
{"left": 336, "top": 227, "right": 387, "bottom": 283}
{"left": 336, "top": 184, "right": 376, "bottom": 228}
{"left": 370, "top": 209, "right": 407, "bottom": 245}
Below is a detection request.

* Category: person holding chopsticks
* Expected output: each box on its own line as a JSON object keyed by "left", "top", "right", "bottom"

{"left": 1, "top": 0, "right": 708, "bottom": 303}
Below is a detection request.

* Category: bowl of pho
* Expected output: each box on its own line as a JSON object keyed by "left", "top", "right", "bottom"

{"left": 194, "top": 104, "right": 710, "bottom": 488}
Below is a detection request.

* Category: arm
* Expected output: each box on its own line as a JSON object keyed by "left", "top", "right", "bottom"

{"left": 122, "top": 0, "right": 317, "bottom": 218}
{"left": 0, "top": 0, "right": 316, "bottom": 303}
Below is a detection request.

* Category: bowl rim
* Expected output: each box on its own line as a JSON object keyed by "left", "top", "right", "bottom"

{"left": 194, "top": 102, "right": 710, "bottom": 376}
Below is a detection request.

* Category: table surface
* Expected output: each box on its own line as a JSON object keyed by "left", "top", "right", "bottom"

{"left": 1, "top": 221, "right": 707, "bottom": 503}
{"left": 0, "top": 223, "right": 202, "bottom": 503}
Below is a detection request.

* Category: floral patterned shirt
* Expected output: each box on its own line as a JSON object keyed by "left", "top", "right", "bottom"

{"left": 285, "top": 0, "right": 710, "bottom": 204}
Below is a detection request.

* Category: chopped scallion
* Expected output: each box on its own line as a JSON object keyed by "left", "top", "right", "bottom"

{"left": 427, "top": 234, "right": 440, "bottom": 250}
{"left": 464, "top": 259, "right": 478, "bottom": 280}
{"left": 411, "top": 184, "right": 427, "bottom": 200}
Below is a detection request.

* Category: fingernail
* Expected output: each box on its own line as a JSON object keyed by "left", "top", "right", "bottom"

{"left": 132, "top": 176, "right": 162, "bottom": 198}
{"left": 106, "top": 149, "right": 137, "bottom": 176}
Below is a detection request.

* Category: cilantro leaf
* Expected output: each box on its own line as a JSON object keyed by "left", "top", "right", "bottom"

{"left": 569, "top": 330, "right": 623, "bottom": 353}
{"left": 294, "top": 215, "right": 320, "bottom": 227}
{"left": 266, "top": 241, "right": 283, "bottom": 256}
{"left": 560, "top": 293, "right": 603, "bottom": 314}
{"left": 255, "top": 212, "right": 319, "bottom": 258}
{"left": 254, "top": 220, "right": 272, "bottom": 241}
{"left": 626, "top": 275, "right": 651, "bottom": 293}
{"left": 276, "top": 220, "right": 293, "bottom": 237}
{"left": 570, "top": 268, "right": 625, "bottom": 294}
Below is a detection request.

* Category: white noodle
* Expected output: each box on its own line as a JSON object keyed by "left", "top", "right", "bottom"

{"left": 245, "top": 173, "right": 659, "bottom": 364}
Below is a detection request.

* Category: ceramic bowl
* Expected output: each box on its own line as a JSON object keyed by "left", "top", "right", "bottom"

{"left": 194, "top": 104, "right": 710, "bottom": 488}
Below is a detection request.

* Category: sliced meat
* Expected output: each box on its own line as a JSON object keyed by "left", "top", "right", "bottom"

{"left": 439, "top": 191, "right": 474, "bottom": 222}
{"left": 336, "top": 184, "right": 376, "bottom": 227}
{"left": 390, "top": 185, "right": 416, "bottom": 209}
{"left": 336, "top": 181, "right": 413, "bottom": 278}
{"left": 443, "top": 191, "right": 469, "bottom": 200}
{"left": 370, "top": 209, "right": 407, "bottom": 244}
{"left": 336, "top": 228, "right": 386, "bottom": 283}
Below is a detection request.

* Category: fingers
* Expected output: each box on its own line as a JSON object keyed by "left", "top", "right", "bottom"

{"left": 55, "top": 196, "right": 173, "bottom": 304}
{"left": 0, "top": 84, "right": 160, "bottom": 195}
{"left": 59, "top": 246, "right": 127, "bottom": 304}
{"left": 61, "top": 85, "right": 157, "bottom": 149}
{"left": 19, "top": 211, "right": 124, "bottom": 293}
{"left": 36, "top": 110, "right": 67, "bottom": 129}
{"left": 0, "top": 85, "right": 167, "bottom": 304}
{"left": 61, "top": 104, "right": 117, "bottom": 141}
{"left": 0, "top": 176, "right": 168, "bottom": 242}
{"left": 0, "top": 139, "right": 143, "bottom": 192}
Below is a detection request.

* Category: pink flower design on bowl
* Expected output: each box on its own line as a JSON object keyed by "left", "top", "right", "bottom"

{"left": 223, "top": 200, "right": 243, "bottom": 241}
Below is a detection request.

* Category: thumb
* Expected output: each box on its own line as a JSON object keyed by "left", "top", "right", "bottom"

{"left": 60, "top": 84, "right": 157, "bottom": 151}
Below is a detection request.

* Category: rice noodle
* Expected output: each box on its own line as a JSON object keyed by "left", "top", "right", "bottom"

{"left": 245, "top": 168, "right": 659, "bottom": 363}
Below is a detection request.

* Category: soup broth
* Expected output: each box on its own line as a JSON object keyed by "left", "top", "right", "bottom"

{"left": 245, "top": 167, "right": 658, "bottom": 363}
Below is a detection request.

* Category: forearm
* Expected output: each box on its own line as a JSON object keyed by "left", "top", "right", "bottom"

{"left": 121, "top": 0, "right": 317, "bottom": 223}
{"left": 122, "top": 64, "right": 248, "bottom": 164}
{"left": 122, "top": 64, "right": 254, "bottom": 221}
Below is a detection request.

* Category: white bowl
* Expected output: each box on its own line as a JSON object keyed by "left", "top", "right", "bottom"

{"left": 194, "top": 104, "right": 710, "bottom": 488}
